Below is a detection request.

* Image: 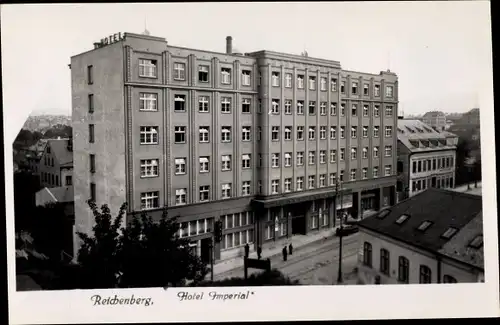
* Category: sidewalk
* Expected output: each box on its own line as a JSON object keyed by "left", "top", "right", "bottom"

{"left": 212, "top": 227, "right": 338, "bottom": 277}
{"left": 450, "top": 182, "right": 482, "bottom": 196}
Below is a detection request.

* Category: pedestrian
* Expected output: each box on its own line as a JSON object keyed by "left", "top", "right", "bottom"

{"left": 244, "top": 243, "right": 250, "bottom": 259}
{"left": 282, "top": 246, "right": 288, "bottom": 261}
{"left": 257, "top": 246, "right": 262, "bottom": 260}
{"left": 288, "top": 243, "right": 293, "bottom": 255}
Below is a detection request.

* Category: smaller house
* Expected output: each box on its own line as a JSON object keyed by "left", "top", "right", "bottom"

{"left": 39, "top": 138, "right": 73, "bottom": 188}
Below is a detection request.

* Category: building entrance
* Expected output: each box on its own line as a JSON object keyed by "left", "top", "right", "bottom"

{"left": 200, "top": 238, "right": 212, "bottom": 264}
{"left": 291, "top": 215, "right": 307, "bottom": 235}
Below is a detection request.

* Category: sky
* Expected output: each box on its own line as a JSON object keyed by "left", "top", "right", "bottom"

{"left": 1, "top": 2, "right": 492, "bottom": 122}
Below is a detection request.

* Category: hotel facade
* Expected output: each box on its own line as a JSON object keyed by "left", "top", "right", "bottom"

{"left": 70, "top": 32, "right": 399, "bottom": 262}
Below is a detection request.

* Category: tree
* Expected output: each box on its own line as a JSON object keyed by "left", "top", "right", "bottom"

{"left": 43, "top": 124, "right": 72, "bottom": 139}
{"left": 194, "top": 269, "right": 300, "bottom": 287}
{"left": 455, "top": 138, "right": 472, "bottom": 186}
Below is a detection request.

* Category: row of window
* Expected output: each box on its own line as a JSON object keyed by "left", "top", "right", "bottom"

{"left": 411, "top": 156, "right": 455, "bottom": 174}
{"left": 138, "top": 125, "right": 395, "bottom": 145}
{"left": 136, "top": 59, "right": 396, "bottom": 99}
{"left": 362, "top": 243, "right": 457, "bottom": 284}
{"left": 41, "top": 172, "right": 73, "bottom": 187}
{"left": 221, "top": 229, "right": 254, "bottom": 250}
{"left": 411, "top": 176, "right": 454, "bottom": 192}
{"left": 44, "top": 155, "right": 54, "bottom": 167}
{"left": 178, "top": 218, "right": 213, "bottom": 238}
{"left": 220, "top": 212, "right": 254, "bottom": 230}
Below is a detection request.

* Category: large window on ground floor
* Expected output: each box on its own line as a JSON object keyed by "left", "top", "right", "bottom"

{"left": 178, "top": 218, "right": 214, "bottom": 238}
{"left": 221, "top": 228, "right": 254, "bottom": 250}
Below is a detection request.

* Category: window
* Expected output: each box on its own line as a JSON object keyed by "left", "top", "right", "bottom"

{"left": 89, "top": 154, "right": 96, "bottom": 173}
{"left": 398, "top": 257, "right": 410, "bottom": 283}
{"left": 140, "top": 126, "right": 158, "bottom": 144}
{"left": 340, "top": 103, "right": 346, "bottom": 116}
{"left": 199, "top": 185, "right": 210, "bottom": 202}
{"left": 89, "top": 182, "right": 96, "bottom": 201}
{"left": 396, "top": 214, "right": 410, "bottom": 224}
{"left": 331, "top": 78, "right": 337, "bottom": 91}
{"left": 199, "top": 156, "right": 209, "bottom": 173}
{"left": 441, "top": 227, "right": 458, "bottom": 239}
{"left": 374, "top": 84, "right": 380, "bottom": 97}
{"left": 351, "top": 126, "right": 357, "bottom": 138}
{"left": 385, "top": 105, "right": 393, "bottom": 117}
{"left": 320, "top": 150, "right": 326, "bottom": 164}
{"left": 257, "top": 127, "right": 262, "bottom": 141}
{"left": 384, "top": 165, "right": 392, "bottom": 176}
{"left": 173, "top": 95, "right": 186, "bottom": 112}
{"left": 258, "top": 99, "right": 262, "bottom": 113}
{"left": 469, "top": 235, "right": 484, "bottom": 249}
{"left": 175, "top": 188, "right": 187, "bottom": 205}
{"left": 242, "top": 126, "right": 251, "bottom": 141}
{"left": 330, "top": 102, "right": 337, "bottom": 115}
{"left": 373, "top": 146, "right": 379, "bottom": 158}
{"left": 284, "top": 126, "right": 292, "bottom": 140}
{"left": 89, "top": 124, "right": 95, "bottom": 143}
{"left": 350, "top": 169, "right": 356, "bottom": 181}
{"left": 373, "top": 126, "right": 379, "bottom": 137}
{"left": 221, "top": 183, "right": 232, "bottom": 199}
{"left": 141, "top": 191, "right": 159, "bottom": 210}
{"left": 221, "top": 155, "right": 232, "bottom": 171}
{"left": 296, "top": 152, "right": 304, "bottom": 166}
{"left": 309, "top": 76, "right": 316, "bottom": 90}
{"left": 373, "top": 166, "right": 379, "bottom": 178}
{"left": 308, "top": 101, "right": 316, "bottom": 115}
{"left": 374, "top": 105, "right": 380, "bottom": 117}
{"left": 198, "top": 95, "right": 209, "bottom": 112}
{"left": 284, "top": 178, "right": 292, "bottom": 192}
{"left": 340, "top": 81, "right": 345, "bottom": 93}
{"left": 297, "top": 126, "right": 304, "bottom": 140}
{"left": 340, "top": 126, "right": 345, "bottom": 139}
{"left": 360, "top": 147, "right": 367, "bottom": 159}
{"left": 285, "top": 73, "right": 292, "bottom": 88}
{"left": 443, "top": 275, "right": 457, "bottom": 283}
{"left": 308, "top": 127, "right": 316, "bottom": 140}
{"left": 361, "top": 106, "right": 368, "bottom": 119}
{"left": 272, "top": 72, "right": 280, "bottom": 87}
{"left": 297, "top": 75, "right": 304, "bottom": 89}
{"left": 351, "top": 81, "right": 358, "bottom": 95}
{"left": 351, "top": 147, "right": 357, "bottom": 160}
{"left": 363, "top": 83, "right": 369, "bottom": 96}
{"left": 221, "top": 126, "right": 232, "bottom": 142}
{"left": 271, "top": 179, "right": 280, "bottom": 194}
{"left": 271, "top": 99, "right": 280, "bottom": 114}
{"left": 242, "top": 181, "right": 251, "bottom": 196}
{"left": 173, "top": 63, "right": 186, "bottom": 80}
{"left": 339, "top": 170, "right": 344, "bottom": 182}
{"left": 241, "top": 98, "right": 251, "bottom": 113}
{"left": 330, "top": 173, "right": 337, "bottom": 185}
{"left": 330, "top": 150, "right": 336, "bottom": 163}
{"left": 320, "top": 126, "right": 326, "bottom": 139}
{"left": 297, "top": 100, "right": 304, "bottom": 114}
{"left": 198, "top": 65, "right": 209, "bottom": 82}
{"left": 271, "top": 126, "right": 280, "bottom": 141}
{"left": 308, "top": 175, "right": 316, "bottom": 189}
{"left": 386, "top": 85, "right": 394, "bottom": 98}
{"left": 340, "top": 148, "right": 345, "bottom": 161}
{"left": 330, "top": 126, "right": 337, "bottom": 140}
{"left": 363, "top": 242, "right": 372, "bottom": 267}
{"left": 174, "top": 158, "right": 186, "bottom": 175}
{"left": 241, "top": 154, "right": 251, "bottom": 169}
{"left": 271, "top": 153, "right": 280, "bottom": 168}
{"left": 140, "top": 159, "right": 159, "bottom": 177}
{"left": 385, "top": 126, "right": 393, "bottom": 137}
{"left": 87, "top": 65, "right": 93, "bottom": 84}
{"left": 241, "top": 70, "right": 251, "bottom": 86}
{"left": 284, "top": 152, "right": 292, "bottom": 167}
{"left": 174, "top": 126, "right": 185, "bottom": 143}
{"left": 385, "top": 146, "right": 392, "bottom": 157}
{"left": 320, "top": 77, "right": 327, "bottom": 91}
{"left": 199, "top": 126, "right": 210, "bottom": 143}
{"left": 362, "top": 126, "right": 368, "bottom": 138}
{"left": 296, "top": 177, "right": 304, "bottom": 191}
{"left": 139, "top": 59, "right": 157, "bottom": 78}
{"left": 308, "top": 151, "right": 315, "bottom": 165}
{"left": 320, "top": 102, "right": 327, "bottom": 115}
{"left": 380, "top": 249, "right": 390, "bottom": 275}
{"left": 319, "top": 174, "right": 326, "bottom": 187}
{"left": 258, "top": 154, "right": 262, "bottom": 168}
{"left": 221, "top": 97, "right": 232, "bottom": 113}
{"left": 65, "top": 175, "right": 72, "bottom": 186}
{"left": 221, "top": 68, "right": 231, "bottom": 84}
{"left": 284, "top": 100, "right": 292, "bottom": 114}
{"left": 88, "top": 94, "right": 94, "bottom": 113}
{"left": 419, "top": 265, "right": 432, "bottom": 284}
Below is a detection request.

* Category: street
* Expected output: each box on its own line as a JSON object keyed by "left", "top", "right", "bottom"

{"left": 214, "top": 233, "right": 360, "bottom": 285}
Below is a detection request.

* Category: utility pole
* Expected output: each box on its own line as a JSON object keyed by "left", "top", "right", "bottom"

{"left": 336, "top": 180, "right": 344, "bottom": 284}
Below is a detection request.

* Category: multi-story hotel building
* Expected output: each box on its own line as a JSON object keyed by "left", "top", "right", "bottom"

{"left": 70, "top": 32, "right": 399, "bottom": 262}
{"left": 396, "top": 119, "right": 458, "bottom": 199}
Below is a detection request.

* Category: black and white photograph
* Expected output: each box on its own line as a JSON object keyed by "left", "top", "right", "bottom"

{"left": 3, "top": 2, "right": 498, "bottom": 324}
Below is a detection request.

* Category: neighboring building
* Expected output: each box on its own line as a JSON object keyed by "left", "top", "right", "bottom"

{"left": 422, "top": 111, "right": 447, "bottom": 131}
{"left": 70, "top": 32, "right": 399, "bottom": 262}
{"left": 357, "top": 188, "right": 484, "bottom": 285}
{"left": 39, "top": 138, "right": 73, "bottom": 188}
{"left": 25, "top": 139, "right": 49, "bottom": 175}
{"left": 456, "top": 108, "right": 480, "bottom": 126}
{"left": 396, "top": 119, "right": 457, "bottom": 199}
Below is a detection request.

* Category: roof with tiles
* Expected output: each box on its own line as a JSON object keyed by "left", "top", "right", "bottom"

{"left": 358, "top": 188, "right": 483, "bottom": 269}
{"left": 397, "top": 119, "right": 457, "bottom": 153}
{"left": 46, "top": 138, "right": 73, "bottom": 167}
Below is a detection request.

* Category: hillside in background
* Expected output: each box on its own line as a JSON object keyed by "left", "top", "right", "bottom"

{"left": 23, "top": 114, "right": 71, "bottom": 133}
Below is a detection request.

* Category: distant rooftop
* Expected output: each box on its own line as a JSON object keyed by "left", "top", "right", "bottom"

{"left": 397, "top": 119, "right": 457, "bottom": 152}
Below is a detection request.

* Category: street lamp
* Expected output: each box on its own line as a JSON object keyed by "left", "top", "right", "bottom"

{"left": 335, "top": 179, "right": 344, "bottom": 284}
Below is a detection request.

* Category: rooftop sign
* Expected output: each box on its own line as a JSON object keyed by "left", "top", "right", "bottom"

{"left": 94, "top": 32, "right": 124, "bottom": 49}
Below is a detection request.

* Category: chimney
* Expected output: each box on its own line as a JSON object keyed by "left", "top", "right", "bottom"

{"left": 226, "top": 36, "right": 233, "bottom": 54}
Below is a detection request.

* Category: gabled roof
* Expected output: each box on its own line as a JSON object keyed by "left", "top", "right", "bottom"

{"left": 397, "top": 119, "right": 457, "bottom": 153}
{"left": 46, "top": 138, "right": 73, "bottom": 167}
{"left": 358, "top": 188, "right": 483, "bottom": 269}
{"left": 38, "top": 186, "right": 74, "bottom": 204}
